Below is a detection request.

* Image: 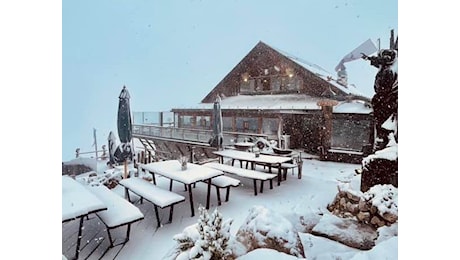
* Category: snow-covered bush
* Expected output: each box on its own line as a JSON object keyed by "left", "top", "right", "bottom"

{"left": 165, "top": 205, "right": 234, "bottom": 260}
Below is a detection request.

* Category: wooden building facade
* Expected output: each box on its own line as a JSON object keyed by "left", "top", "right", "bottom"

{"left": 170, "top": 41, "right": 374, "bottom": 162}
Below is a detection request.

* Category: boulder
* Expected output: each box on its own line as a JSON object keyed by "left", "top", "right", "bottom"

{"left": 235, "top": 206, "right": 305, "bottom": 258}
{"left": 311, "top": 214, "right": 377, "bottom": 250}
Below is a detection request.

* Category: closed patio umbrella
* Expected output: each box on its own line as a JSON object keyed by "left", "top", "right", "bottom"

{"left": 117, "top": 86, "right": 133, "bottom": 176}
{"left": 209, "top": 96, "right": 223, "bottom": 150}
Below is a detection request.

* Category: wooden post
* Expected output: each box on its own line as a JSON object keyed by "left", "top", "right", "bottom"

{"left": 93, "top": 128, "right": 98, "bottom": 159}
{"left": 124, "top": 160, "right": 128, "bottom": 179}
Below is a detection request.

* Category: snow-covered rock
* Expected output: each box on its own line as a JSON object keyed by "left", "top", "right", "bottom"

{"left": 237, "top": 248, "right": 302, "bottom": 259}
{"left": 349, "top": 236, "right": 397, "bottom": 260}
{"left": 235, "top": 206, "right": 305, "bottom": 258}
{"left": 311, "top": 213, "right": 377, "bottom": 250}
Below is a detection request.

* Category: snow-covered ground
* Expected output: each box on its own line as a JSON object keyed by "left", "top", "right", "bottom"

{"left": 63, "top": 154, "right": 397, "bottom": 259}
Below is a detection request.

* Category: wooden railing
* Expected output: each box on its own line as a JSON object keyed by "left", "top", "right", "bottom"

{"left": 132, "top": 124, "right": 271, "bottom": 146}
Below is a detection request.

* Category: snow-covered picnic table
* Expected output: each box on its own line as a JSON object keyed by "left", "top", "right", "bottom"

{"left": 139, "top": 160, "right": 223, "bottom": 217}
{"left": 213, "top": 149, "right": 293, "bottom": 185}
{"left": 62, "top": 175, "right": 107, "bottom": 259}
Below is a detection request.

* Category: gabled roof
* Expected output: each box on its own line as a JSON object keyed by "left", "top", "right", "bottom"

{"left": 201, "top": 41, "right": 370, "bottom": 103}
{"left": 273, "top": 46, "right": 368, "bottom": 98}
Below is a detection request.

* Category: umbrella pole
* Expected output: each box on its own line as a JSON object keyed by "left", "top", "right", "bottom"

{"left": 124, "top": 160, "right": 128, "bottom": 179}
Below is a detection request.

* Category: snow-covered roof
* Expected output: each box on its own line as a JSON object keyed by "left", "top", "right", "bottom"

{"left": 176, "top": 94, "right": 371, "bottom": 114}
{"left": 272, "top": 46, "right": 368, "bottom": 97}
{"left": 185, "top": 94, "right": 320, "bottom": 111}
{"left": 333, "top": 100, "right": 372, "bottom": 114}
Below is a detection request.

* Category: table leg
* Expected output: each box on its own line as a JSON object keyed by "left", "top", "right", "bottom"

{"left": 277, "top": 163, "right": 281, "bottom": 186}
{"left": 188, "top": 184, "right": 194, "bottom": 217}
{"left": 150, "top": 171, "right": 156, "bottom": 185}
{"left": 206, "top": 179, "right": 211, "bottom": 209}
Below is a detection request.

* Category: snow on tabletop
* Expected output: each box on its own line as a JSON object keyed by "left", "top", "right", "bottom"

{"left": 88, "top": 185, "right": 143, "bottom": 228}
{"left": 142, "top": 160, "right": 223, "bottom": 184}
{"left": 349, "top": 236, "right": 397, "bottom": 260}
{"left": 363, "top": 184, "right": 398, "bottom": 216}
{"left": 237, "top": 248, "right": 301, "bottom": 259}
{"left": 62, "top": 175, "right": 106, "bottom": 221}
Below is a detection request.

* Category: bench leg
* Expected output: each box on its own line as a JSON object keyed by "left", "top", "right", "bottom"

{"left": 154, "top": 205, "right": 161, "bottom": 228}
{"left": 169, "top": 206, "right": 174, "bottom": 223}
{"left": 225, "top": 187, "right": 231, "bottom": 202}
{"left": 184, "top": 184, "right": 187, "bottom": 191}
{"left": 107, "top": 228, "right": 114, "bottom": 248}
{"left": 253, "top": 179, "right": 258, "bottom": 196}
{"left": 125, "top": 188, "right": 131, "bottom": 202}
{"left": 126, "top": 223, "right": 131, "bottom": 242}
{"left": 298, "top": 164, "right": 302, "bottom": 179}
{"left": 169, "top": 179, "right": 173, "bottom": 191}
{"left": 151, "top": 172, "right": 156, "bottom": 185}
{"left": 75, "top": 216, "right": 85, "bottom": 259}
{"left": 283, "top": 169, "right": 287, "bottom": 180}
{"left": 231, "top": 159, "right": 235, "bottom": 166}
{"left": 239, "top": 160, "right": 243, "bottom": 168}
{"left": 216, "top": 186, "right": 222, "bottom": 206}
{"left": 260, "top": 180, "right": 264, "bottom": 193}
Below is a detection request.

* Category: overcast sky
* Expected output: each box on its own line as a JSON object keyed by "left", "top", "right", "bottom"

{"left": 62, "top": 0, "right": 397, "bottom": 161}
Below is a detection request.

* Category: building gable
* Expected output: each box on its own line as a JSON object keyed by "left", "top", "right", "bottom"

{"left": 202, "top": 41, "right": 353, "bottom": 103}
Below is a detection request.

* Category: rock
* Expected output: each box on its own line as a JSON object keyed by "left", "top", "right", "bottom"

{"left": 359, "top": 200, "right": 370, "bottom": 212}
{"left": 357, "top": 212, "right": 371, "bottom": 223}
{"left": 370, "top": 216, "right": 385, "bottom": 227}
{"left": 235, "top": 206, "right": 305, "bottom": 258}
{"left": 311, "top": 214, "right": 377, "bottom": 250}
{"left": 370, "top": 205, "right": 378, "bottom": 215}
{"left": 381, "top": 212, "right": 398, "bottom": 223}
{"left": 340, "top": 197, "right": 347, "bottom": 208}
{"left": 346, "top": 202, "right": 359, "bottom": 214}
{"left": 347, "top": 192, "right": 361, "bottom": 202}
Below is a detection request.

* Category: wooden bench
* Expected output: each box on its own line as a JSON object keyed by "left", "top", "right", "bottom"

{"left": 88, "top": 185, "right": 144, "bottom": 248}
{"left": 118, "top": 177, "right": 185, "bottom": 228}
{"left": 202, "top": 162, "right": 277, "bottom": 196}
{"left": 209, "top": 176, "right": 240, "bottom": 206}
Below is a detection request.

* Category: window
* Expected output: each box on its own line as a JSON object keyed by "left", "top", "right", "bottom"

{"left": 331, "top": 118, "right": 371, "bottom": 151}
{"left": 223, "top": 117, "right": 233, "bottom": 131}
{"left": 236, "top": 117, "right": 258, "bottom": 133}
{"left": 262, "top": 118, "right": 279, "bottom": 136}
{"left": 262, "top": 78, "right": 270, "bottom": 91}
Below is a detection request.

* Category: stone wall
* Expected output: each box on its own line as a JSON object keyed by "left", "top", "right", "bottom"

{"left": 327, "top": 184, "right": 398, "bottom": 229}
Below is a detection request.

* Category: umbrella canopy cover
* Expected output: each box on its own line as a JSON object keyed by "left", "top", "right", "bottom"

{"left": 117, "top": 86, "right": 132, "bottom": 144}
{"left": 209, "top": 96, "right": 223, "bottom": 149}
{"left": 117, "top": 86, "right": 133, "bottom": 161}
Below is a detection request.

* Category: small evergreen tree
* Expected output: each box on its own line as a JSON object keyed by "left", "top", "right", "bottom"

{"left": 190, "top": 205, "right": 233, "bottom": 260}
